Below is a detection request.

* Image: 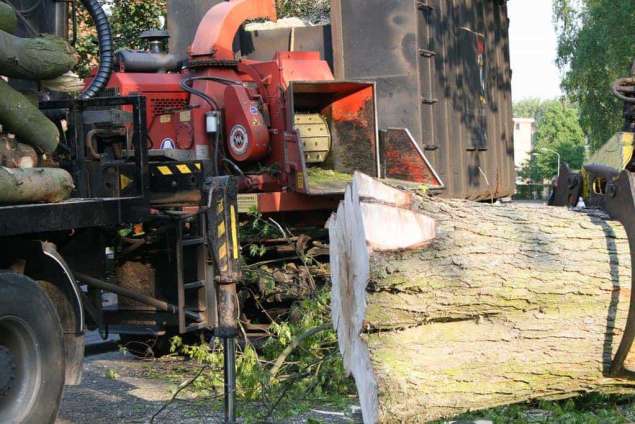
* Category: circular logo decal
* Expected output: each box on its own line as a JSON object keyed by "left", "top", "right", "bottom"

{"left": 160, "top": 138, "right": 176, "bottom": 150}
{"left": 229, "top": 125, "right": 249, "bottom": 156}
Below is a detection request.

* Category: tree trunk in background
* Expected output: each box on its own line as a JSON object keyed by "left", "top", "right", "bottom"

{"left": 329, "top": 173, "right": 635, "bottom": 424}
{"left": 0, "top": 167, "right": 74, "bottom": 203}
{"left": 0, "top": 79, "right": 60, "bottom": 153}
{"left": 0, "top": 30, "right": 77, "bottom": 81}
{"left": 0, "top": 3, "right": 17, "bottom": 34}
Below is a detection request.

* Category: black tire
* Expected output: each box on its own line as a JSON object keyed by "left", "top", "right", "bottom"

{"left": 39, "top": 280, "right": 84, "bottom": 386}
{"left": 0, "top": 272, "right": 65, "bottom": 424}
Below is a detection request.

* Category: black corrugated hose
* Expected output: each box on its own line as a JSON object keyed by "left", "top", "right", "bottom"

{"left": 80, "top": 0, "right": 113, "bottom": 99}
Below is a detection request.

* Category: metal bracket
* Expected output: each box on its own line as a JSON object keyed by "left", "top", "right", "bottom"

{"left": 548, "top": 163, "right": 582, "bottom": 207}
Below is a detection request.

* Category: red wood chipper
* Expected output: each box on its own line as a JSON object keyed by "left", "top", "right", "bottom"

{"left": 100, "top": 0, "right": 441, "bottom": 420}
{"left": 107, "top": 0, "right": 442, "bottom": 210}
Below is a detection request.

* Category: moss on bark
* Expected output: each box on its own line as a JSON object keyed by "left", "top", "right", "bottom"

{"left": 0, "top": 79, "right": 60, "bottom": 153}
{"left": 0, "top": 30, "right": 77, "bottom": 80}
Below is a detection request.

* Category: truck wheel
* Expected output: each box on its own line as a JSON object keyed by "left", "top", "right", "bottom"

{"left": 0, "top": 272, "right": 65, "bottom": 424}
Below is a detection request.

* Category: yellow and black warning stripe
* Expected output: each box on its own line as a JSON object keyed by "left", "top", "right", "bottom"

{"left": 152, "top": 162, "right": 203, "bottom": 177}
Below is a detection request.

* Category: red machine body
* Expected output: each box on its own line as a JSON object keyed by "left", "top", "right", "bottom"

{"left": 107, "top": 72, "right": 193, "bottom": 152}
{"left": 104, "top": 0, "right": 437, "bottom": 212}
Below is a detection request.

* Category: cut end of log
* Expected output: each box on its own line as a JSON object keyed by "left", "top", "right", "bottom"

{"left": 348, "top": 172, "right": 437, "bottom": 251}
{"left": 329, "top": 173, "right": 437, "bottom": 423}
{"left": 330, "top": 173, "right": 635, "bottom": 423}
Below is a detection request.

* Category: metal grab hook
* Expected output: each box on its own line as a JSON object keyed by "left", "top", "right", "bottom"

{"left": 600, "top": 171, "right": 635, "bottom": 377}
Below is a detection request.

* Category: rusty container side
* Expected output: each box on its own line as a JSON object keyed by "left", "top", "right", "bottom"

{"left": 331, "top": 0, "right": 515, "bottom": 200}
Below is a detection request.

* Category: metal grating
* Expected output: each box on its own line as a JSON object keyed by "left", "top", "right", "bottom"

{"left": 150, "top": 98, "right": 189, "bottom": 117}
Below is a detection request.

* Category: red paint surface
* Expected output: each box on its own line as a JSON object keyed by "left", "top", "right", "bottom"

{"left": 255, "top": 192, "right": 340, "bottom": 213}
{"left": 190, "top": 0, "right": 277, "bottom": 59}
{"left": 331, "top": 85, "right": 373, "bottom": 122}
{"left": 100, "top": 0, "right": 382, "bottom": 214}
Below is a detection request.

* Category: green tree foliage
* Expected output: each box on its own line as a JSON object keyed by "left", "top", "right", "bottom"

{"left": 553, "top": 0, "right": 635, "bottom": 152}
{"left": 74, "top": 0, "right": 166, "bottom": 77}
{"left": 72, "top": 0, "right": 333, "bottom": 76}
{"left": 110, "top": 0, "right": 167, "bottom": 51}
{"left": 513, "top": 98, "right": 544, "bottom": 119}
{"left": 519, "top": 100, "right": 586, "bottom": 182}
{"left": 276, "top": 0, "right": 330, "bottom": 22}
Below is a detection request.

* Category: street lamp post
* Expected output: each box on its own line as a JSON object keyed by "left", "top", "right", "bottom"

{"left": 539, "top": 148, "right": 561, "bottom": 177}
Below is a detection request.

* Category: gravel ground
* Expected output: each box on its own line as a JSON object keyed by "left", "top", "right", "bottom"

{"left": 56, "top": 350, "right": 361, "bottom": 424}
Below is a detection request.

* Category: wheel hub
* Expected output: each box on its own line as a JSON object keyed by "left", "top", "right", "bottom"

{"left": 0, "top": 345, "right": 16, "bottom": 397}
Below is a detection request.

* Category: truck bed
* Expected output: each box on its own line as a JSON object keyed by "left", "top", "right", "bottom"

{"left": 0, "top": 197, "right": 146, "bottom": 237}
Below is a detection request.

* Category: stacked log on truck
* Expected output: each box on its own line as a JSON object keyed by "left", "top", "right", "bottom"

{"left": 0, "top": 2, "right": 77, "bottom": 204}
{"left": 329, "top": 173, "right": 635, "bottom": 423}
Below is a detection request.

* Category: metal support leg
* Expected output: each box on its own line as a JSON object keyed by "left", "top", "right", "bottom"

{"left": 207, "top": 176, "right": 242, "bottom": 423}
{"left": 218, "top": 283, "right": 238, "bottom": 424}
{"left": 223, "top": 337, "right": 236, "bottom": 424}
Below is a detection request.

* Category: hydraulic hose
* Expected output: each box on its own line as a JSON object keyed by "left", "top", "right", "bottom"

{"left": 80, "top": 0, "right": 113, "bottom": 99}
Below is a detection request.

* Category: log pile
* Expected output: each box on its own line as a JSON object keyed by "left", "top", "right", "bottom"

{"left": 0, "top": 2, "right": 77, "bottom": 203}
{"left": 328, "top": 173, "right": 635, "bottom": 423}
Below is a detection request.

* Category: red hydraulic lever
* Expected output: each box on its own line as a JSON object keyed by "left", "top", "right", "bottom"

{"left": 190, "top": 0, "right": 277, "bottom": 60}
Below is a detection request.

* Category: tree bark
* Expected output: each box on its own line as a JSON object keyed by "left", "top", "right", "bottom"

{"left": 0, "top": 3, "right": 17, "bottom": 34}
{"left": 328, "top": 173, "right": 635, "bottom": 424}
{"left": 0, "top": 79, "right": 59, "bottom": 153}
{"left": 0, "top": 166, "right": 74, "bottom": 204}
{"left": 0, "top": 30, "right": 77, "bottom": 80}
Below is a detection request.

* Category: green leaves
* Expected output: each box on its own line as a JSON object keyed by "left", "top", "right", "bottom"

{"left": 553, "top": 0, "right": 635, "bottom": 151}
{"left": 515, "top": 100, "right": 586, "bottom": 182}
{"left": 110, "top": 0, "right": 167, "bottom": 51}
{"left": 74, "top": 0, "right": 166, "bottom": 77}
{"left": 170, "top": 288, "right": 354, "bottom": 422}
{"left": 276, "top": 0, "right": 330, "bottom": 23}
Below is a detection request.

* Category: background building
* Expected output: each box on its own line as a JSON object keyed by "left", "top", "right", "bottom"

{"left": 513, "top": 117, "right": 536, "bottom": 171}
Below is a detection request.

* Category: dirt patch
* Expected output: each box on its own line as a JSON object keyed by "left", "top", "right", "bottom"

{"left": 57, "top": 351, "right": 361, "bottom": 423}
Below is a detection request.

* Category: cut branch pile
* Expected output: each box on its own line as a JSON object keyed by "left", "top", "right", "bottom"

{"left": 329, "top": 172, "right": 635, "bottom": 423}
{"left": 0, "top": 2, "right": 77, "bottom": 203}
{"left": 239, "top": 211, "right": 331, "bottom": 330}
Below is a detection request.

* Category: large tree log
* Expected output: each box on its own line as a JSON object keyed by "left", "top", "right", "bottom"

{"left": 0, "top": 3, "right": 17, "bottom": 34}
{"left": 0, "top": 79, "right": 59, "bottom": 153}
{"left": 329, "top": 173, "right": 635, "bottom": 423}
{"left": 0, "top": 30, "right": 77, "bottom": 80}
{"left": 0, "top": 166, "right": 74, "bottom": 203}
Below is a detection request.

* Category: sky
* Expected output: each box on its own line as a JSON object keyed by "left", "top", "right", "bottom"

{"left": 507, "top": 0, "right": 564, "bottom": 101}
